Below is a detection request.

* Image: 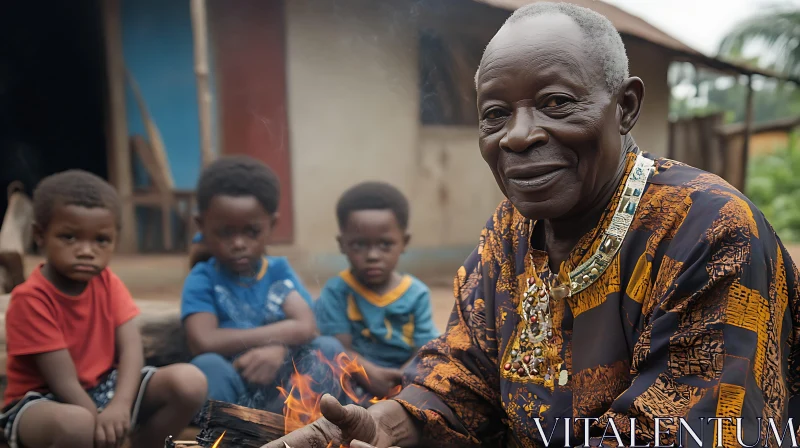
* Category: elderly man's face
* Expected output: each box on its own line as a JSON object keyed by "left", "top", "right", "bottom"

{"left": 476, "top": 13, "right": 640, "bottom": 220}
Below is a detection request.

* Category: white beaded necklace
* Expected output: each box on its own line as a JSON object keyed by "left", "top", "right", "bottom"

{"left": 503, "top": 152, "right": 655, "bottom": 385}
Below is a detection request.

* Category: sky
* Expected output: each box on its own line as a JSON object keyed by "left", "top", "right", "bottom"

{"left": 603, "top": 0, "right": 800, "bottom": 55}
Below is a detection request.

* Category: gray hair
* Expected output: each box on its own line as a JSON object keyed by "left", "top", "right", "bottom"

{"left": 476, "top": 2, "right": 629, "bottom": 93}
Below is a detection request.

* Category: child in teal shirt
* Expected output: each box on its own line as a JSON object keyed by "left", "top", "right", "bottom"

{"left": 314, "top": 182, "right": 440, "bottom": 399}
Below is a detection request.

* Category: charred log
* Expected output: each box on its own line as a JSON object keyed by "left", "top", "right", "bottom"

{"left": 198, "top": 400, "right": 285, "bottom": 448}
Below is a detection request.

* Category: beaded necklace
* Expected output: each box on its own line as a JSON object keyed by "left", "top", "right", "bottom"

{"left": 503, "top": 152, "right": 655, "bottom": 385}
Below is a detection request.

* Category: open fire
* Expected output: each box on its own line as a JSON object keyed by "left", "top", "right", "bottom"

{"left": 202, "top": 351, "right": 401, "bottom": 447}
{"left": 211, "top": 432, "right": 226, "bottom": 448}
{"left": 278, "top": 351, "right": 402, "bottom": 434}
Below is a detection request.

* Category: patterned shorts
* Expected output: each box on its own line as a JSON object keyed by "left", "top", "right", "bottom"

{"left": 0, "top": 366, "right": 157, "bottom": 448}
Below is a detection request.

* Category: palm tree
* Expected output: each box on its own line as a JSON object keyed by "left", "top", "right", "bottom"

{"left": 718, "top": 8, "right": 800, "bottom": 78}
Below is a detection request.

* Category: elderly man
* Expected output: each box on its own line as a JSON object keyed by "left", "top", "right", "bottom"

{"left": 267, "top": 3, "right": 800, "bottom": 447}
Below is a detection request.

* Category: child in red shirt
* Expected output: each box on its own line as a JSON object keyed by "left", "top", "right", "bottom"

{"left": 0, "top": 171, "right": 207, "bottom": 448}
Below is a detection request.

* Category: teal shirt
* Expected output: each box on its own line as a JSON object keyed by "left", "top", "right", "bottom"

{"left": 314, "top": 271, "right": 440, "bottom": 368}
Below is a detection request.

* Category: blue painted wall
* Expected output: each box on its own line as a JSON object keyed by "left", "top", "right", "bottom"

{"left": 121, "top": 0, "right": 203, "bottom": 190}
{"left": 121, "top": 0, "right": 221, "bottom": 250}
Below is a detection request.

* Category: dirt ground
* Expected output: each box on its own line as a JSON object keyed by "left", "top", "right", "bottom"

{"left": 23, "top": 242, "right": 800, "bottom": 333}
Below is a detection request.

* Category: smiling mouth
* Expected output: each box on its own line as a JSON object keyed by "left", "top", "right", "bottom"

{"left": 506, "top": 168, "right": 565, "bottom": 189}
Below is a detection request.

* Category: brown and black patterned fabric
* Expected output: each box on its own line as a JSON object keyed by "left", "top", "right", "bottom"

{"left": 394, "top": 150, "right": 800, "bottom": 448}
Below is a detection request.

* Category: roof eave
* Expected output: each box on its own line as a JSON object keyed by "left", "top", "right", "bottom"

{"left": 470, "top": 0, "right": 798, "bottom": 83}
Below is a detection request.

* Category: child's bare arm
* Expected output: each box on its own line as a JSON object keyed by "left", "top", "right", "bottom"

{"left": 33, "top": 350, "right": 96, "bottom": 414}
{"left": 111, "top": 319, "right": 144, "bottom": 408}
{"left": 185, "top": 291, "right": 317, "bottom": 357}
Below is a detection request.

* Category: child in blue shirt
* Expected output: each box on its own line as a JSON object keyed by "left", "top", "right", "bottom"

{"left": 314, "top": 182, "right": 440, "bottom": 399}
{"left": 182, "top": 156, "right": 343, "bottom": 413}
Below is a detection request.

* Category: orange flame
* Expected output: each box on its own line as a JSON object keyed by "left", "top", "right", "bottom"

{"left": 278, "top": 351, "right": 402, "bottom": 436}
{"left": 276, "top": 361, "right": 322, "bottom": 434}
{"left": 211, "top": 431, "right": 225, "bottom": 448}
{"left": 369, "top": 384, "right": 402, "bottom": 404}
{"left": 326, "top": 352, "right": 370, "bottom": 405}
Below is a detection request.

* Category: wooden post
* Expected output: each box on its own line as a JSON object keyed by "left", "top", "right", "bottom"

{"left": 191, "top": 0, "right": 215, "bottom": 167}
{"left": 740, "top": 75, "right": 755, "bottom": 192}
{"left": 0, "top": 183, "right": 31, "bottom": 293}
{"left": 667, "top": 120, "right": 675, "bottom": 160}
{"left": 103, "top": 0, "right": 137, "bottom": 253}
{"left": 198, "top": 401, "right": 285, "bottom": 447}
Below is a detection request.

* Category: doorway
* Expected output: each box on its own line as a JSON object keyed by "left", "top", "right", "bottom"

{"left": 0, "top": 0, "right": 108, "bottom": 222}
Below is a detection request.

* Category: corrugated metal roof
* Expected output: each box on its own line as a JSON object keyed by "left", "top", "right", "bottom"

{"left": 471, "top": 0, "right": 797, "bottom": 82}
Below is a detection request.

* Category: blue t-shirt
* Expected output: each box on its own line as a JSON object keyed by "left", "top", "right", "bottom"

{"left": 181, "top": 255, "right": 312, "bottom": 329}
{"left": 314, "top": 271, "right": 440, "bottom": 368}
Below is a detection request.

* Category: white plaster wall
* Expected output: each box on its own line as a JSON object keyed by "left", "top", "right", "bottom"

{"left": 625, "top": 38, "right": 671, "bottom": 158}
{"left": 280, "top": 5, "right": 674, "bottom": 282}
{"left": 412, "top": 126, "right": 506, "bottom": 248}
{"left": 285, "top": 0, "right": 420, "bottom": 252}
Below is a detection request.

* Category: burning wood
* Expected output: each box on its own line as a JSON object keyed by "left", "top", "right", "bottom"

{"left": 278, "top": 352, "right": 401, "bottom": 435}
{"left": 198, "top": 401, "right": 285, "bottom": 447}
{"left": 165, "top": 431, "right": 225, "bottom": 448}
{"left": 197, "top": 351, "right": 401, "bottom": 447}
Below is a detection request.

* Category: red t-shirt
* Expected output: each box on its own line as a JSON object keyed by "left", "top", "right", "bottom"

{"left": 3, "top": 266, "right": 140, "bottom": 406}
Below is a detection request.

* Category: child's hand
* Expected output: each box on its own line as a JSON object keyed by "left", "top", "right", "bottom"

{"left": 95, "top": 402, "right": 131, "bottom": 448}
{"left": 234, "top": 345, "right": 288, "bottom": 385}
{"left": 364, "top": 367, "right": 403, "bottom": 399}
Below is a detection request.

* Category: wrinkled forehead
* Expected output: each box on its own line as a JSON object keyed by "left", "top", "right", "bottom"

{"left": 477, "top": 13, "right": 599, "bottom": 94}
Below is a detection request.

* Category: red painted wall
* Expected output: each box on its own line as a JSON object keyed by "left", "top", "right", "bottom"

{"left": 209, "top": 0, "right": 294, "bottom": 243}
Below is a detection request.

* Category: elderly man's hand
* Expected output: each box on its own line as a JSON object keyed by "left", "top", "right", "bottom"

{"left": 349, "top": 442, "right": 401, "bottom": 448}
{"left": 263, "top": 394, "right": 401, "bottom": 448}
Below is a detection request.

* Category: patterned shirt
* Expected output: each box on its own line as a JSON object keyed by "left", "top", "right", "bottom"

{"left": 181, "top": 256, "right": 312, "bottom": 329}
{"left": 314, "top": 271, "right": 439, "bottom": 368}
{"left": 395, "top": 152, "right": 800, "bottom": 448}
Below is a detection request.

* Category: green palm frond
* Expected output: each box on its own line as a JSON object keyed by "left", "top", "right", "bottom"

{"left": 718, "top": 9, "right": 800, "bottom": 77}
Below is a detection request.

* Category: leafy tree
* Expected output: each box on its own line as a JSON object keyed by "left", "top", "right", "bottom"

{"left": 718, "top": 8, "right": 800, "bottom": 79}
{"left": 669, "top": 65, "right": 800, "bottom": 124}
{"left": 670, "top": 8, "right": 800, "bottom": 123}
{"left": 746, "top": 132, "right": 800, "bottom": 241}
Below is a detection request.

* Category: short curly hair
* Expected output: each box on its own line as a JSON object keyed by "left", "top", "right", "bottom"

{"left": 196, "top": 155, "right": 281, "bottom": 215}
{"left": 33, "top": 170, "right": 121, "bottom": 230}
{"left": 476, "top": 2, "right": 629, "bottom": 94}
{"left": 336, "top": 181, "right": 409, "bottom": 231}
